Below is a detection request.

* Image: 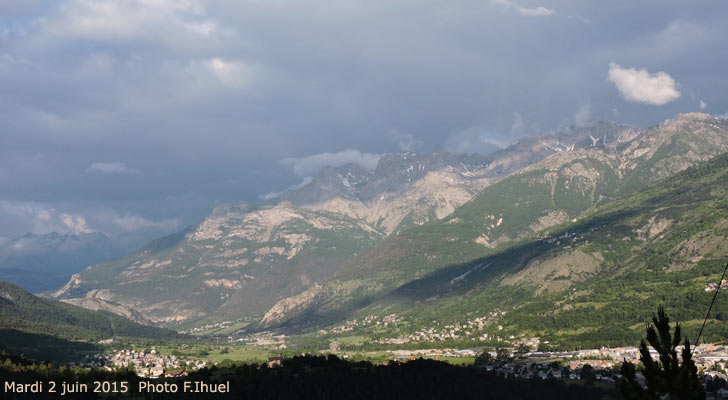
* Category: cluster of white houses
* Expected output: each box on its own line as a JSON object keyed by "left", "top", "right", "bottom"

{"left": 378, "top": 312, "right": 506, "bottom": 344}
{"left": 87, "top": 348, "right": 211, "bottom": 378}
{"left": 318, "top": 313, "right": 406, "bottom": 336}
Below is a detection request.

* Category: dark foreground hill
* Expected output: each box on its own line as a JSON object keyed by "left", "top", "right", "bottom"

{"left": 0, "top": 281, "right": 181, "bottom": 362}
{"left": 0, "top": 355, "right": 617, "bottom": 400}
{"left": 0, "top": 281, "right": 180, "bottom": 341}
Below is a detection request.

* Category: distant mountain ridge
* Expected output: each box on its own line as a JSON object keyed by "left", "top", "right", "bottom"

{"left": 52, "top": 113, "right": 728, "bottom": 332}
{"left": 0, "top": 280, "right": 180, "bottom": 341}
{"left": 310, "top": 113, "right": 728, "bottom": 323}
{"left": 0, "top": 231, "right": 123, "bottom": 293}
{"left": 269, "top": 121, "right": 635, "bottom": 237}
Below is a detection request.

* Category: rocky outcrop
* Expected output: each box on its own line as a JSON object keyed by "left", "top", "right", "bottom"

{"left": 61, "top": 297, "right": 156, "bottom": 326}
{"left": 258, "top": 284, "right": 328, "bottom": 329}
{"left": 52, "top": 273, "right": 87, "bottom": 299}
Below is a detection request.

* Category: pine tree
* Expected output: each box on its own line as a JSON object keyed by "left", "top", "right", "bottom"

{"left": 619, "top": 306, "right": 705, "bottom": 399}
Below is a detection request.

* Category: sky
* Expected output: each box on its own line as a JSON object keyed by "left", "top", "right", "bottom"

{"left": 0, "top": 0, "right": 727, "bottom": 245}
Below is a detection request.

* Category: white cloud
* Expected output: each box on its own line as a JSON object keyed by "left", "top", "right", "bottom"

{"left": 205, "top": 58, "right": 255, "bottom": 89}
{"left": 607, "top": 62, "right": 681, "bottom": 105}
{"left": 36, "top": 210, "right": 51, "bottom": 221}
{"left": 280, "top": 149, "right": 381, "bottom": 176}
{"left": 186, "top": 21, "right": 217, "bottom": 36}
{"left": 517, "top": 6, "right": 554, "bottom": 17}
{"left": 60, "top": 213, "right": 93, "bottom": 234}
{"left": 113, "top": 215, "right": 180, "bottom": 232}
{"left": 0, "top": 200, "right": 183, "bottom": 239}
{"left": 700, "top": 100, "right": 707, "bottom": 110}
{"left": 43, "top": 0, "right": 206, "bottom": 42}
{"left": 0, "top": 201, "right": 72, "bottom": 235}
{"left": 392, "top": 131, "right": 424, "bottom": 152}
{"left": 491, "top": 0, "right": 555, "bottom": 17}
{"left": 86, "top": 162, "right": 138, "bottom": 174}
{"left": 260, "top": 176, "right": 313, "bottom": 200}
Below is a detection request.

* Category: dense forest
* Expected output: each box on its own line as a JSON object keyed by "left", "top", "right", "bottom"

{"left": 0, "top": 281, "right": 180, "bottom": 342}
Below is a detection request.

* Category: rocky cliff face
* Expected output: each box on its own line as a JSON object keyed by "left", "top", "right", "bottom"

{"left": 258, "top": 284, "right": 327, "bottom": 328}
{"left": 53, "top": 202, "right": 384, "bottom": 326}
{"left": 61, "top": 297, "right": 155, "bottom": 326}
{"left": 279, "top": 152, "right": 496, "bottom": 234}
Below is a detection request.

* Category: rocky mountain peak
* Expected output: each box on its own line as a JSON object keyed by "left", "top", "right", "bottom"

{"left": 276, "top": 123, "right": 637, "bottom": 209}
{"left": 279, "top": 151, "right": 494, "bottom": 206}
{"left": 673, "top": 112, "right": 713, "bottom": 121}
{"left": 537, "top": 121, "right": 637, "bottom": 151}
{"left": 278, "top": 163, "right": 372, "bottom": 205}
{"left": 656, "top": 112, "right": 725, "bottom": 132}
{"left": 208, "top": 203, "right": 252, "bottom": 219}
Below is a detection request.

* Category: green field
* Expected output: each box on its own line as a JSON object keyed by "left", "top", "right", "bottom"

{"left": 156, "top": 343, "right": 273, "bottom": 363}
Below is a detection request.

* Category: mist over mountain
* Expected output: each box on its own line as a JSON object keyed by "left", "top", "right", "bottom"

{"left": 0, "top": 231, "right": 126, "bottom": 293}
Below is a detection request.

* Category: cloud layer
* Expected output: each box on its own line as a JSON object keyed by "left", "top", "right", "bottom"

{"left": 0, "top": 200, "right": 180, "bottom": 247}
{"left": 280, "top": 150, "right": 381, "bottom": 177}
{"left": 86, "top": 162, "right": 138, "bottom": 174}
{"left": 491, "top": 0, "right": 555, "bottom": 17}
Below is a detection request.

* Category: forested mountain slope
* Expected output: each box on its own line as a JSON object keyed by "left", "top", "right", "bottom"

{"left": 1, "top": 281, "right": 180, "bottom": 341}
{"left": 314, "top": 113, "right": 728, "bottom": 326}
{"left": 361, "top": 150, "right": 728, "bottom": 347}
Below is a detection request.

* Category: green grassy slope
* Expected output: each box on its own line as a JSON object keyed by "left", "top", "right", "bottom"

{"left": 0, "top": 281, "right": 181, "bottom": 341}
{"left": 363, "top": 151, "right": 728, "bottom": 348}
{"left": 318, "top": 115, "right": 728, "bottom": 322}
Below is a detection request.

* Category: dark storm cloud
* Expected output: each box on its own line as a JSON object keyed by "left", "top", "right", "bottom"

{"left": 0, "top": 0, "right": 726, "bottom": 240}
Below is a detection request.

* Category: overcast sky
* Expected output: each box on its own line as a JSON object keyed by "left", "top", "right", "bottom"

{"left": 1, "top": 0, "right": 726, "bottom": 244}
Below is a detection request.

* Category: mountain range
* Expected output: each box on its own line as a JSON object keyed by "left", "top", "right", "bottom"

{"left": 370, "top": 148, "right": 728, "bottom": 348}
{"left": 48, "top": 113, "right": 728, "bottom": 344}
